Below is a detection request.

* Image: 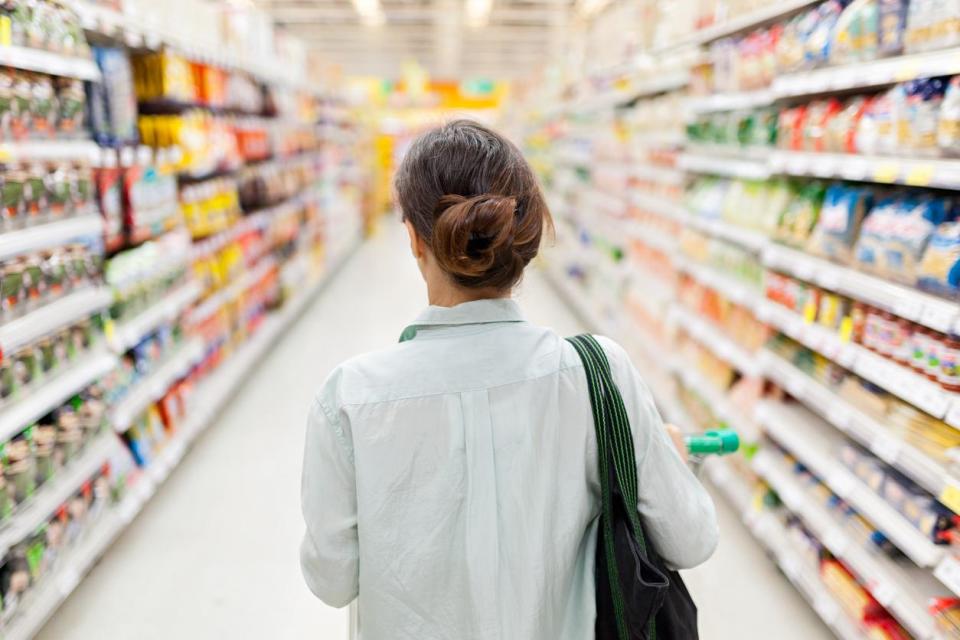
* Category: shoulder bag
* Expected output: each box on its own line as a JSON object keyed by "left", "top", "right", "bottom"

{"left": 566, "top": 334, "right": 699, "bottom": 640}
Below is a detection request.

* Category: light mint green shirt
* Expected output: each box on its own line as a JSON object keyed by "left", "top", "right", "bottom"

{"left": 300, "top": 298, "right": 718, "bottom": 640}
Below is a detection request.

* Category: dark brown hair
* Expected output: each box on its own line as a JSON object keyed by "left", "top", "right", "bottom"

{"left": 395, "top": 119, "right": 552, "bottom": 291}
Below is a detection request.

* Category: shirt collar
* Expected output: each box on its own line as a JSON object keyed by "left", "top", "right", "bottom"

{"left": 400, "top": 298, "right": 525, "bottom": 342}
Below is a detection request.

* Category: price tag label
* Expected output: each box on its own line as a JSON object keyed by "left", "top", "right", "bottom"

{"left": 935, "top": 556, "right": 960, "bottom": 596}
{"left": 824, "top": 529, "right": 850, "bottom": 558}
{"left": 893, "top": 61, "right": 920, "bottom": 82}
{"left": 905, "top": 163, "right": 935, "bottom": 187}
{"left": 872, "top": 581, "right": 898, "bottom": 607}
{"left": 871, "top": 435, "right": 902, "bottom": 464}
{"left": 873, "top": 162, "right": 901, "bottom": 183}
{"left": 794, "top": 261, "right": 815, "bottom": 282}
{"left": 104, "top": 319, "right": 117, "bottom": 346}
{"left": 58, "top": 565, "right": 81, "bottom": 596}
{"left": 828, "top": 470, "right": 856, "bottom": 500}
{"left": 921, "top": 304, "right": 958, "bottom": 334}
{"left": 893, "top": 298, "right": 924, "bottom": 323}
{"left": 939, "top": 481, "right": 960, "bottom": 515}
{"left": 827, "top": 406, "right": 852, "bottom": 430}
{"left": 118, "top": 495, "right": 139, "bottom": 524}
{"left": 945, "top": 402, "right": 960, "bottom": 429}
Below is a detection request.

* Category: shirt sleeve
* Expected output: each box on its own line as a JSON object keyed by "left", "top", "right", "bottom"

{"left": 300, "top": 395, "right": 359, "bottom": 607}
{"left": 597, "top": 336, "right": 720, "bottom": 570}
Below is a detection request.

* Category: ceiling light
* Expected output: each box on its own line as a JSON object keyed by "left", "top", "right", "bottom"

{"left": 351, "top": 0, "right": 386, "bottom": 26}
{"left": 576, "top": 0, "right": 611, "bottom": 18}
{"left": 466, "top": 0, "right": 493, "bottom": 28}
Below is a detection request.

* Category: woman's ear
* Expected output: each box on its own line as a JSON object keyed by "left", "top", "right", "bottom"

{"left": 404, "top": 219, "right": 426, "bottom": 261}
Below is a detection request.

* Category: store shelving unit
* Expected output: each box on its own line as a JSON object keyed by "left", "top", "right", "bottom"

{"left": 0, "top": 350, "right": 117, "bottom": 444}
{"left": 107, "top": 282, "right": 203, "bottom": 354}
{"left": 753, "top": 449, "right": 944, "bottom": 640}
{"left": 0, "top": 46, "right": 99, "bottom": 81}
{"left": 0, "top": 432, "right": 119, "bottom": 558}
{"left": 0, "top": 215, "right": 104, "bottom": 262}
{"left": 109, "top": 339, "right": 206, "bottom": 432}
{"left": 0, "top": 242, "right": 358, "bottom": 640}
{"left": 0, "top": 288, "right": 113, "bottom": 355}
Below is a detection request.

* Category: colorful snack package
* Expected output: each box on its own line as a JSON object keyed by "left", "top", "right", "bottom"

{"left": 807, "top": 183, "right": 874, "bottom": 261}
{"left": 878, "top": 0, "right": 908, "bottom": 54}
{"left": 918, "top": 220, "right": 960, "bottom": 296}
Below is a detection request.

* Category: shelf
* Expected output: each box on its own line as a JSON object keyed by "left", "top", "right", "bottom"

{"left": 678, "top": 152, "right": 771, "bottom": 180}
{"left": 756, "top": 401, "right": 945, "bottom": 569}
{"left": 187, "top": 256, "right": 277, "bottom": 326}
{"left": 0, "top": 232, "right": 361, "bottom": 640}
{"left": 631, "top": 163, "right": 687, "bottom": 186}
{"left": 675, "top": 365, "right": 759, "bottom": 438}
{"left": 0, "top": 215, "right": 104, "bottom": 263}
{"left": 762, "top": 243, "right": 959, "bottom": 334}
{"left": 686, "top": 89, "right": 775, "bottom": 114}
{"left": 770, "top": 150, "right": 960, "bottom": 189}
{"left": 0, "top": 432, "right": 120, "bottom": 558}
{"left": 622, "top": 220, "right": 679, "bottom": 256}
{"left": 670, "top": 305, "right": 764, "bottom": 377}
{"left": 73, "top": 1, "right": 314, "bottom": 92}
{"left": 705, "top": 456, "right": 866, "bottom": 640}
{"left": 566, "top": 72, "right": 690, "bottom": 113}
{"left": 0, "top": 288, "right": 113, "bottom": 355}
{"left": 758, "top": 300, "right": 960, "bottom": 420}
{"left": 667, "top": 0, "right": 822, "bottom": 48}
{"left": 0, "top": 140, "right": 101, "bottom": 163}
{"left": 753, "top": 447, "right": 946, "bottom": 639}
{"left": 0, "top": 349, "right": 117, "bottom": 444}
{"left": 675, "top": 257, "right": 764, "bottom": 310}
{"left": 629, "top": 192, "right": 690, "bottom": 222}
{"left": 773, "top": 47, "right": 960, "bottom": 99}
{"left": 108, "top": 282, "right": 202, "bottom": 353}
{"left": 110, "top": 340, "right": 205, "bottom": 432}
{"left": 760, "top": 349, "right": 960, "bottom": 502}
{"left": 0, "top": 46, "right": 99, "bottom": 80}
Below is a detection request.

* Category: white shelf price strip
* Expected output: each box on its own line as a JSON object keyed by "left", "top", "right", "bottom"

{"left": 763, "top": 243, "right": 960, "bottom": 334}
{"left": 0, "top": 214, "right": 103, "bottom": 262}
{"left": 0, "top": 46, "right": 100, "bottom": 81}
{"left": 678, "top": 152, "right": 772, "bottom": 180}
{"left": 0, "top": 349, "right": 117, "bottom": 444}
{"left": 753, "top": 449, "right": 945, "bottom": 640}
{"left": 670, "top": 305, "right": 764, "bottom": 377}
{"left": 108, "top": 282, "right": 202, "bottom": 353}
{"left": 0, "top": 288, "right": 113, "bottom": 355}
{"left": 755, "top": 401, "right": 945, "bottom": 569}
{"left": 759, "top": 297, "right": 960, "bottom": 420}
{"left": 110, "top": 340, "right": 205, "bottom": 433}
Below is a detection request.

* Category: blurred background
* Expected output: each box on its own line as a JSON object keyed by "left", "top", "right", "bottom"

{"left": 0, "top": 0, "right": 956, "bottom": 638}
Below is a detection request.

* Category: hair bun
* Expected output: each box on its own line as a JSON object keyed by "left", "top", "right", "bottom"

{"left": 431, "top": 194, "right": 521, "bottom": 281}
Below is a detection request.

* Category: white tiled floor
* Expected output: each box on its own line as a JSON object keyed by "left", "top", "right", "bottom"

{"left": 37, "top": 221, "right": 831, "bottom": 639}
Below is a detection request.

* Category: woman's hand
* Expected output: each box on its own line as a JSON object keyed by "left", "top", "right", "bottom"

{"left": 665, "top": 423, "right": 688, "bottom": 464}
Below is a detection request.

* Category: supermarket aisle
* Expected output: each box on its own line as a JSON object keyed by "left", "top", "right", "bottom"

{"left": 39, "top": 221, "right": 827, "bottom": 640}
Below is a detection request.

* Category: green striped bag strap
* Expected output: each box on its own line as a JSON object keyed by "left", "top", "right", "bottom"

{"left": 567, "top": 334, "right": 655, "bottom": 640}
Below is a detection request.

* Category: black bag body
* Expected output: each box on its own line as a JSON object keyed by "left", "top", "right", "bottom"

{"left": 566, "top": 335, "right": 699, "bottom": 640}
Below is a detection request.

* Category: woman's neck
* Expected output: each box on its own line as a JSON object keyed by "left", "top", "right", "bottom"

{"left": 426, "top": 277, "right": 509, "bottom": 308}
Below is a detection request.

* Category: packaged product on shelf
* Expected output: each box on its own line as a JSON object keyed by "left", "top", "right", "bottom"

{"left": 776, "top": 180, "right": 826, "bottom": 247}
{"left": 939, "top": 77, "right": 960, "bottom": 156}
{"left": 930, "top": 598, "right": 960, "bottom": 635}
{"left": 905, "top": 0, "right": 960, "bottom": 53}
{"left": 918, "top": 220, "right": 960, "bottom": 296}
{"left": 89, "top": 47, "right": 138, "bottom": 146}
{"left": 3, "top": 1, "right": 89, "bottom": 56}
{"left": 807, "top": 183, "right": 873, "bottom": 261}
